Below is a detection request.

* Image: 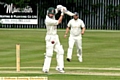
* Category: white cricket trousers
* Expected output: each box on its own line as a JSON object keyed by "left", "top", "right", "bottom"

{"left": 42, "top": 34, "right": 64, "bottom": 72}
{"left": 67, "top": 35, "right": 82, "bottom": 59}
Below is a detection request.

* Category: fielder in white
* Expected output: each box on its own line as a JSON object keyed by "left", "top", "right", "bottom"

{"left": 64, "top": 12, "right": 86, "bottom": 62}
{"left": 42, "top": 7, "right": 65, "bottom": 73}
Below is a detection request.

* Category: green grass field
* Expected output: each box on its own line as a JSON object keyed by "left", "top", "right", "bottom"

{"left": 0, "top": 29, "right": 120, "bottom": 80}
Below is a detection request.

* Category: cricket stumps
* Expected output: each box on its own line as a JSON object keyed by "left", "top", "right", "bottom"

{"left": 16, "top": 44, "right": 20, "bottom": 72}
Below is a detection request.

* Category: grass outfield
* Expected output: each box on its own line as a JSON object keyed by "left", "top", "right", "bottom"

{"left": 0, "top": 29, "right": 120, "bottom": 80}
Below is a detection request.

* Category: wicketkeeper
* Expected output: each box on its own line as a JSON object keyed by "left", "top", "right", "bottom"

{"left": 42, "top": 7, "right": 65, "bottom": 73}
{"left": 64, "top": 12, "right": 86, "bottom": 62}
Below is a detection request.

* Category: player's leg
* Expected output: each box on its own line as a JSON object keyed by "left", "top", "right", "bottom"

{"left": 54, "top": 45, "right": 65, "bottom": 73}
{"left": 42, "top": 36, "right": 54, "bottom": 73}
{"left": 54, "top": 35, "right": 65, "bottom": 73}
{"left": 66, "top": 36, "right": 75, "bottom": 62}
{"left": 76, "top": 38, "right": 82, "bottom": 62}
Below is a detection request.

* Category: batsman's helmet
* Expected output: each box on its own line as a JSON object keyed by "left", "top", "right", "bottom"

{"left": 47, "top": 7, "right": 55, "bottom": 15}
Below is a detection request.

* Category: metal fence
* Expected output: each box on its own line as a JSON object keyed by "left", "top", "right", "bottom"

{"left": 81, "top": 0, "right": 120, "bottom": 30}
{"left": 0, "top": 0, "right": 120, "bottom": 30}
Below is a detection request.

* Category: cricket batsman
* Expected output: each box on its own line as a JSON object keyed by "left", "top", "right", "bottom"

{"left": 64, "top": 12, "right": 86, "bottom": 62}
{"left": 42, "top": 7, "right": 65, "bottom": 73}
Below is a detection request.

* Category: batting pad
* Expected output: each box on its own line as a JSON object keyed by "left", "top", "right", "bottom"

{"left": 0, "top": 77, "right": 48, "bottom": 80}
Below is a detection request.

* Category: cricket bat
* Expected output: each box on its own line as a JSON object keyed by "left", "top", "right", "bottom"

{"left": 57, "top": 5, "right": 75, "bottom": 16}
{"left": 64, "top": 10, "right": 75, "bottom": 16}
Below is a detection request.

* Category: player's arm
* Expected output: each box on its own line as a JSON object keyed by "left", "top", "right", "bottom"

{"left": 81, "top": 27, "right": 85, "bottom": 35}
{"left": 57, "top": 9, "right": 65, "bottom": 24}
{"left": 81, "top": 20, "right": 86, "bottom": 35}
{"left": 64, "top": 27, "right": 70, "bottom": 38}
{"left": 58, "top": 14, "right": 64, "bottom": 24}
{"left": 64, "top": 20, "right": 71, "bottom": 38}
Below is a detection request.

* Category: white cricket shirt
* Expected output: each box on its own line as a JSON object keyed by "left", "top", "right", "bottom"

{"left": 45, "top": 15, "right": 59, "bottom": 35}
{"left": 67, "top": 18, "right": 85, "bottom": 37}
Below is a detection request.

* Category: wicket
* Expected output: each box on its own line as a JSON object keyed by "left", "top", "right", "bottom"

{"left": 16, "top": 44, "right": 20, "bottom": 72}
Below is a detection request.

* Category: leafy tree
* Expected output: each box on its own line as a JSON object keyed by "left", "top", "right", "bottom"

{"left": 0, "top": 0, "right": 38, "bottom": 7}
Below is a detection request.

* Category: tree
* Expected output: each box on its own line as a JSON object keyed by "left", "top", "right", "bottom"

{"left": 0, "top": 0, "right": 38, "bottom": 7}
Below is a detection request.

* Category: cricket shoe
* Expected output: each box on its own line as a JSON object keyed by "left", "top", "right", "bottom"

{"left": 56, "top": 67, "right": 65, "bottom": 73}
{"left": 77, "top": 53, "right": 79, "bottom": 57}
{"left": 78, "top": 56, "right": 82, "bottom": 62}
{"left": 77, "top": 53, "right": 82, "bottom": 62}
{"left": 66, "top": 58, "right": 71, "bottom": 62}
{"left": 42, "top": 69, "right": 48, "bottom": 73}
